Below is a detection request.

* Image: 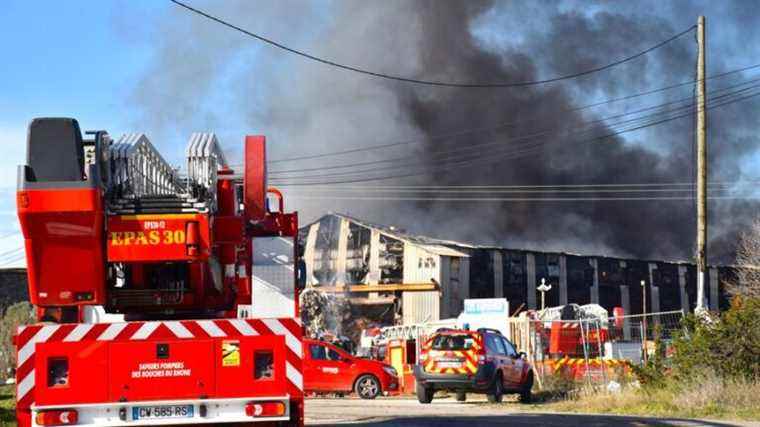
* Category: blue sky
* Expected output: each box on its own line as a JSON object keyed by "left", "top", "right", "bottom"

{"left": 0, "top": 1, "right": 162, "bottom": 178}
{"left": 0, "top": 1, "right": 167, "bottom": 266}
{"left": 2, "top": 2, "right": 144, "bottom": 112}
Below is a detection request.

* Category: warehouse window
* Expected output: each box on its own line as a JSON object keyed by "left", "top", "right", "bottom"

{"left": 503, "top": 252, "right": 527, "bottom": 310}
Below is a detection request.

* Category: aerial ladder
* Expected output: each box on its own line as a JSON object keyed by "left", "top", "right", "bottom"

{"left": 13, "top": 117, "right": 304, "bottom": 426}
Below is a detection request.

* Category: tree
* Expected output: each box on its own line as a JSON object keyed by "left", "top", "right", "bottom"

{"left": 0, "top": 302, "right": 34, "bottom": 381}
{"left": 729, "top": 218, "right": 760, "bottom": 298}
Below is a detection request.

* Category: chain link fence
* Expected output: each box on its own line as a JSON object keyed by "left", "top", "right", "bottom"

{"left": 507, "top": 310, "right": 685, "bottom": 389}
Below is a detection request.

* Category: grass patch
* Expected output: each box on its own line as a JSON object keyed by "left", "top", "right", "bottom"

{"left": 0, "top": 384, "right": 16, "bottom": 427}
{"left": 526, "top": 375, "right": 760, "bottom": 421}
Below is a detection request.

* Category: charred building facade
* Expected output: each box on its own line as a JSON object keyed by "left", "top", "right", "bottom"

{"left": 299, "top": 214, "right": 732, "bottom": 326}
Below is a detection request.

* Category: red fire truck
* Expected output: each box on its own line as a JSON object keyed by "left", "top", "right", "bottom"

{"left": 13, "top": 118, "right": 304, "bottom": 426}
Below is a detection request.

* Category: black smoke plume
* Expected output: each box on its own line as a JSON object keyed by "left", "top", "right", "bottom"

{"left": 130, "top": 1, "right": 760, "bottom": 263}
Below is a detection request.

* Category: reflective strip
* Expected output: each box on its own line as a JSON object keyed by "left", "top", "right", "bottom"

{"left": 63, "top": 324, "right": 94, "bottom": 342}
{"left": 164, "top": 321, "right": 193, "bottom": 339}
{"left": 18, "top": 326, "right": 59, "bottom": 366}
{"left": 229, "top": 319, "right": 258, "bottom": 336}
{"left": 16, "top": 369, "right": 34, "bottom": 401}
{"left": 262, "top": 318, "right": 301, "bottom": 357}
{"left": 197, "top": 320, "right": 226, "bottom": 337}
{"left": 131, "top": 322, "right": 160, "bottom": 340}
{"left": 97, "top": 323, "right": 128, "bottom": 341}
{"left": 286, "top": 362, "right": 303, "bottom": 390}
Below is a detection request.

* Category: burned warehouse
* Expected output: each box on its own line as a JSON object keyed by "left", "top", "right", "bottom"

{"left": 299, "top": 213, "right": 733, "bottom": 327}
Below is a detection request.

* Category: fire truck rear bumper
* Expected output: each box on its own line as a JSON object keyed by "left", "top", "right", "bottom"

{"left": 413, "top": 364, "right": 495, "bottom": 391}
{"left": 31, "top": 396, "right": 291, "bottom": 426}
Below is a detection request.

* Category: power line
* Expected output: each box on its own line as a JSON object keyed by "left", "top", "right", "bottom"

{"left": 269, "top": 94, "right": 692, "bottom": 175}
{"left": 170, "top": 0, "right": 694, "bottom": 88}
{"left": 280, "top": 181, "right": 758, "bottom": 190}
{"left": 0, "top": 254, "right": 26, "bottom": 267}
{"left": 284, "top": 195, "right": 759, "bottom": 202}
{"left": 286, "top": 187, "right": 746, "bottom": 195}
{"left": 272, "top": 85, "right": 758, "bottom": 184}
{"left": 0, "top": 231, "right": 21, "bottom": 240}
{"left": 274, "top": 83, "right": 760, "bottom": 183}
{"left": 284, "top": 182, "right": 754, "bottom": 195}
{"left": 263, "top": 62, "right": 760, "bottom": 164}
{"left": 0, "top": 247, "right": 24, "bottom": 259}
{"left": 268, "top": 76, "right": 760, "bottom": 176}
{"left": 271, "top": 88, "right": 760, "bottom": 186}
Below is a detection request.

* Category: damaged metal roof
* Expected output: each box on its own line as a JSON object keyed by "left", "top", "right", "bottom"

{"left": 300, "top": 212, "right": 724, "bottom": 267}
{"left": 303, "top": 213, "right": 471, "bottom": 258}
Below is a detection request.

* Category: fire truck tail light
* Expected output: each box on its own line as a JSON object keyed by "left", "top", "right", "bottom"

{"left": 245, "top": 401, "right": 286, "bottom": 417}
{"left": 35, "top": 410, "right": 78, "bottom": 426}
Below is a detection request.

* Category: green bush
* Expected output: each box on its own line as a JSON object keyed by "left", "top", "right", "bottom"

{"left": 671, "top": 297, "right": 760, "bottom": 382}
{"left": 630, "top": 324, "right": 668, "bottom": 388}
{"left": 0, "top": 302, "right": 34, "bottom": 381}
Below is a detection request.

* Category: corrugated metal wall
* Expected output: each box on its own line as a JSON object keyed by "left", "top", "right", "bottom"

{"left": 402, "top": 291, "right": 440, "bottom": 324}
{"left": 402, "top": 242, "right": 441, "bottom": 284}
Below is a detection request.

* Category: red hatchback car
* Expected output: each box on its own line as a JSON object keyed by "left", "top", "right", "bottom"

{"left": 414, "top": 328, "right": 533, "bottom": 403}
{"left": 303, "top": 339, "right": 399, "bottom": 399}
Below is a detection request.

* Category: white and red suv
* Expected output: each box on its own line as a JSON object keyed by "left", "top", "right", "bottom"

{"left": 414, "top": 328, "right": 533, "bottom": 403}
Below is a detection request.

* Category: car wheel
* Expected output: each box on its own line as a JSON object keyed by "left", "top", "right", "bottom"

{"left": 356, "top": 375, "right": 381, "bottom": 400}
{"left": 416, "top": 382, "right": 434, "bottom": 404}
{"left": 486, "top": 373, "right": 504, "bottom": 403}
{"left": 519, "top": 373, "right": 533, "bottom": 403}
{"left": 456, "top": 391, "right": 467, "bottom": 402}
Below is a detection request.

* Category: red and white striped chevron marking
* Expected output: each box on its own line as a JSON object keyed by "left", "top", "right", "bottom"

{"left": 15, "top": 318, "right": 302, "bottom": 408}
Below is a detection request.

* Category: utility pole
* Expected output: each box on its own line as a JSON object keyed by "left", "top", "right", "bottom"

{"left": 696, "top": 15, "right": 708, "bottom": 312}
{"left": 641, "top": 280, "right": 648, "bottom": 363}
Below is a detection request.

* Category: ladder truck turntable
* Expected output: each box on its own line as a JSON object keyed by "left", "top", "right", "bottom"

{"left": 13, "top": 117, "right": 305, "bottom": 426}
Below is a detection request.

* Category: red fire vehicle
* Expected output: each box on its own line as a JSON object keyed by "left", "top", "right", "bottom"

{"left": 303, "top": 339, "right": 399, "bottom": 399}
{"left": 13, "top": 118, "right": 305, "bottom": 426}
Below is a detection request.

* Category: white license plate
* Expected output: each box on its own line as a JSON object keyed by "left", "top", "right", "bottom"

{"left": 438, "top": 361, "right": 462, "bottom": 368}
{"left": 132, "top": 404, "right": 194, "bottom": 420}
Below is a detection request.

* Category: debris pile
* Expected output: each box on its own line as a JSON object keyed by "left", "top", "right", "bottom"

{"left": 299, "top": 288, "right": 351, "bottom": 339}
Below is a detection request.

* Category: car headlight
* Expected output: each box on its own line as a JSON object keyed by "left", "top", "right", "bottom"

{"left": 383, "top": 366, "right": 398, "bottom": 377}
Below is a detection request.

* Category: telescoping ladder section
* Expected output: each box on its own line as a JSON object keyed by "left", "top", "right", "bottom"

{"left": 107, "top": 133, "right": 228, "bottom": 214}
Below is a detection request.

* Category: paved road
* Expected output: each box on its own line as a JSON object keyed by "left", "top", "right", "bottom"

{"left": 305, "top": 396, "right": 759, "bottom": 426}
